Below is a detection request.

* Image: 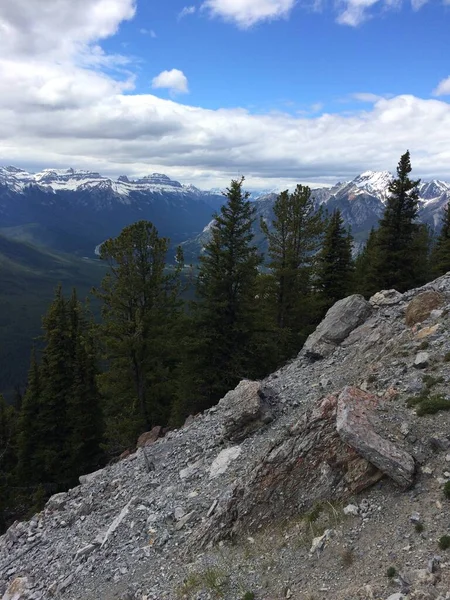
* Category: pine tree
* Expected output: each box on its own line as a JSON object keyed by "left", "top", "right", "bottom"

{"left": 354, "top": 228, "right": 379, "bottom": 298}
{"left": 94, "top": 220, "right": 183, "bottom": 453}
{"left": 316, "top": 209, "right": 354, "bottom": 311}
{"left": 193, "top": 177, "right": 262, "bottom": 409}
{"left": 368, "top": 151, "right": 427, "bottom": 292}
{"left": 65, "top": 291, "right": 104, "bottom": 478}
{"left": 37, "top": 285, "right": 73, "bottom": 485}
{"left": 16, "top": 348, "right": 43, "bottom": 485}
{"left": 260, "top": 185, "right": 324, "bottom": 359}
{"left": 431, "top": 201, "right": 450, "bottom": 277}
{"left": 0, "top": 394, "right": 17, "bottom": 533}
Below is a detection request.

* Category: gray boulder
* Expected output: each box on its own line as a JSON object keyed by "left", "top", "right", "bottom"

{"left": 303, "top": 295, "right": 372, "bottom": 359}
{"left": 336, "top": 386, "right": 415, "bottom": 488}
{"left": 219, "top": 380, "right": 274, "bottom": 442}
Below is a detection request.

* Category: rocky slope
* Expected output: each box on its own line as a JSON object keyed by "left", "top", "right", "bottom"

{"left": 4, "top": 277, "right": 450, "bottom": 600}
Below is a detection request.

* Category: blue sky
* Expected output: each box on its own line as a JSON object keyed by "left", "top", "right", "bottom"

{"left": 0, "top": 0, "right": 449, "bottom": 190}
{"left": 123, "top": 1, "right": 450, "bottom": 114}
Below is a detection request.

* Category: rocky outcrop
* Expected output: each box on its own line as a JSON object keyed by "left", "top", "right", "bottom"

{"left": 303, "top": 294, "right": 372, "bottom": 359}
{"left": 336, "top": 387, "right": 415, "bottom": 488}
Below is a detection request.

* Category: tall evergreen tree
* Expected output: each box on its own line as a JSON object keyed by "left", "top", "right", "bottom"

{"left": 316, "top": 209, "right": 354, "bottom": 311}
{"left": 354, "top": 228, "right": 378, "bottom": 298}
{"left": 17, "top": 288, "right": 103, "bottom": 496}
{"left": 94, "top": 220, "right": 183, "bottom": 453}
{"left": 260, "top": 185, "right": 324, "bottom": 359}
{"left": 0, "top": 394, "right": 17, "bottom": 533}
{"left": 65, "top": 291, "right": 104, "bottom": 477}
{"left": 367, "top": 151, "right": 428, "bottom": 292}
{"left": 431, "top": 201, "right": 450, "bottom": 277}
{"left": 37, "top": 285, "right": 74, "bottom": 485}
{"left": 16, "top": 348, "right": 43, "bottom": 485}
{"left": 193, "top": 177, "right": 262, "bottom": 409}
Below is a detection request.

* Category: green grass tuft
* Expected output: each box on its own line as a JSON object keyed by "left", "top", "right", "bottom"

{"left": 386, "top": 566, "right": 397, "bottom": 578}
{"left": 439, "top": 535, "right": 450, "bottom": 550}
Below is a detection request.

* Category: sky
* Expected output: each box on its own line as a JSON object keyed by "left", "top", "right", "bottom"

{"left": 0, "top": 0, "right": 449, "bottom": 191}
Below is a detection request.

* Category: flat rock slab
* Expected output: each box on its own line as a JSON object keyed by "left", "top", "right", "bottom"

{"left": 336, "top": 386, "right": 415, "bottom": 488}
{"left": 303, "top": 294, "right": 372, "bottom": 359}
{"left": 209, "top": 446, "right": 242, "bottom": 479}
{"left": 219, "top": 380, "right": 274, "bottom": 442}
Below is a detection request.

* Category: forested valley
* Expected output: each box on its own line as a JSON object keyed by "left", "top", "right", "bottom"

{"left": 2, "top": 151, "right": 450, "bottom": 533}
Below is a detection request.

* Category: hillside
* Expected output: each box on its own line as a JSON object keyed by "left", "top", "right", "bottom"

{"left": 0, "top": 235, "right": 107, "bottom": 396}
{"left": 2, "top": 276, "right": 450, "bottom": 599}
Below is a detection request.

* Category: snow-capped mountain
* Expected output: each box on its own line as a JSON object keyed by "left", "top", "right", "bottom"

{"left": 0, "top": 166, "right": 217, "bottom": 199}
{"left": 0, "top": 166, "right": 224, "bottom": 257}
{"left": 181, "top": 171, "right": 450, "bottom": 261}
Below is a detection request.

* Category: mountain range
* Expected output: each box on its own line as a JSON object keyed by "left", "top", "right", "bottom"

{"left": 0, "top": 166, "right": 224, "bottom": 258}
{"left": 1, "top": 164, "right": 450, "bottom": 396}
{"left": 182, "top": 170, "right": 450, "bottom": 260}
{"left": 2, "top": 166, "right": 450, "bottom": 261}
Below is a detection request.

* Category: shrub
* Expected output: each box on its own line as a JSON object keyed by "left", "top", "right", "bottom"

{"left": 242, "top": 593, "right": 255, "bottom": 600}
{"left": 340, "top": 548, "right": 354, "bottom": 567}
{"left": 416, "top": 395, "right": 450, "bottom": 416}
{"left": 423, "top": 374, "right": 444, "bottom": 389}
{"left": 438, "top": 535, "right": 450, "bottom": 550}
{"left": 444, "top": 351, "right": 450, "bottom": 362}
{"left": 386, "top": 566, "right": 396, "bottom": 578}
{"left": 443, "top": 481, "right": 450, "bottom": 499}
{"left": 419, "top": 340, "right": 430, "bottom": 350}
{"left": 415, "top": 522, "right": 424, "bottom": 533}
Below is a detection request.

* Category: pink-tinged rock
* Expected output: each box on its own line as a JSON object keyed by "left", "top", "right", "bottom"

{"left": 336, "top": 386, "right": 415, "bottom": 488}
{"left": 137, "top": 426, "right": 163, "bottom": 448}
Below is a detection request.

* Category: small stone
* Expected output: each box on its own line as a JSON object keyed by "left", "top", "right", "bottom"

{"left": 410, "top": 511, "right": 421, "bottom": 524}
{"left": 414, "top": 352, "right": 430, "bottom": 369}
{"left": 343, "top": 504, "right": 359, "bottom": 516}
{"left": 174, "top": 510, "right": 195, "bottom": 531}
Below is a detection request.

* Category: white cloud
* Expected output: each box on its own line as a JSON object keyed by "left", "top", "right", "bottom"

{"left": 202, "top": 0, "right": 296, "bottom": 27}
{"left": 140, "top": 28, "right": 157, "bottom": 37}
{"left": 0, "top": 0, "right": 136, "bottom": 59}
{"left": 178, "top": 6, "right": 196, "bottom": 20}
{"left": 352, "top": 92, "right": 385, "bottom": 102}
{"left": 1, "top": 0, "right": 450, "bottom": 190}
{"left": 151, "top": 69, "right": 189, "bottom": 95}
{"left": 433, "top": 77, "right": 450, "bottom": 97}
{"left": 335, "top": 0, "right": 431, "bottom": 26}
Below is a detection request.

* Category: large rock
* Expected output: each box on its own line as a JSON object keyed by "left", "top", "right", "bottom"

{"left": 336, "top": 387, "right": 415, "bottom": 488}
{"left": 370, "top": 289, "right": 403, "bottom": 307}
{"left": 136, "top": 426, "right": 163, "bottom": 448}
{"left": 219, "top": 380, "right": 274, "bottom": 442}
{"left": 405, "top": 291, "right": 444, "bottom": 326}
{"left": 303, "top": 295, "right": 372, "bottom": 359}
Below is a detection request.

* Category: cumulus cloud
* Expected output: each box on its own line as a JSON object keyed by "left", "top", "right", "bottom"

{"left": 1, "top": 0, "right": 450, "bottom": 190}
{"left": 178, "top": 5, "right": 196, "bottom": 20}
{"left": 433, "top": 77, "right": 450, "bottom": 97}
{"left": 151, "top": 69, "right": 189, "bottom": 95}
{"left": 0, "top": 0, "right": 136, "bottom": 59}
{"left": 202, "top": 0, "right": 296, "bottom": 28}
